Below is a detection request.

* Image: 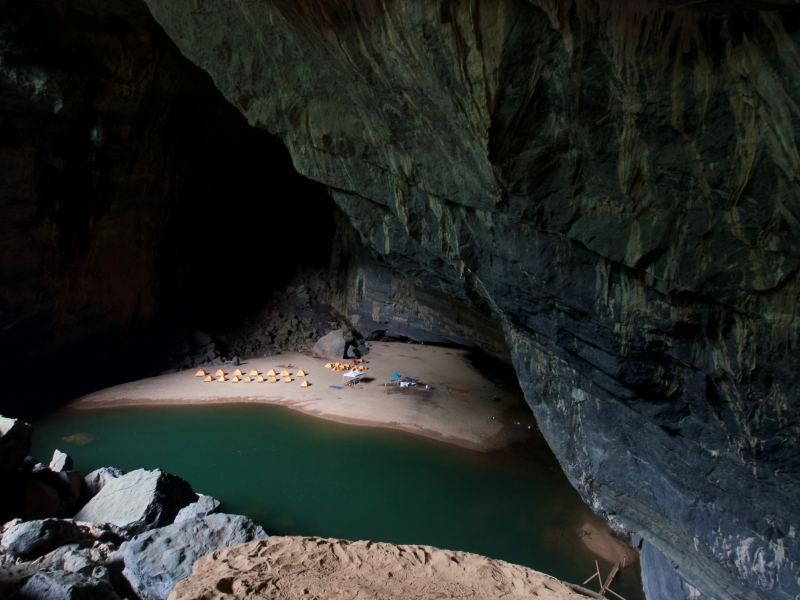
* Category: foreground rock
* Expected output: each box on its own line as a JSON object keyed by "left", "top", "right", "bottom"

{"left": 83, "top": 468, "right": 124, "bottom": 498}
{"left": 312, "top": 330, "right": 345, "bottom": 360}
{"left": 19, "top": 568, "right": 120, "bottom": 600}
{"left": 0, "top": 417, "right": 32, "bottom": 473}
{"left": 169, "top": 536, "right": 583, "bottom": 600}
{"left": 123, "top": 514, "right": 268, "bottom": 600}
{"left": 174, "top": 496, "right": 220, "bottom": 522}
{"left": 1, "top": 519, "right": 83, "bottom": 558}
{"left": 74, "top": 469, "right": 196, "bottom": 535}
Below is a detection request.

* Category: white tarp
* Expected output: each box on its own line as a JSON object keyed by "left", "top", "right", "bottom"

{"left": 342, "top": 370, "right": 364, "bottom": 385}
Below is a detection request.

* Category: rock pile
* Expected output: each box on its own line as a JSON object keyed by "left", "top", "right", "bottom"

{"left": 158, "top": 270, "right": 356, "bottom": 374}
{"left": 0, "top": 415, "right": 268, "bottom": 599}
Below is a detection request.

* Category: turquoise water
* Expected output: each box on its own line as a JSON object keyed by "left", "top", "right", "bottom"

{"left": 32, "top": 404, "right": 644, "bottom": 599}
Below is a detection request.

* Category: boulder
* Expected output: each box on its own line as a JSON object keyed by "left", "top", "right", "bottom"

{"left": 73, "top": 469, "right": 196, "bottom": 535}
{"left": 0, "top": 416, "right": 33, "bottom": 473}
{"left": 49, "top": 450, "right": 74, "bottom": 473}
{"left": 312, "top": 329, "right": 345, "bottom": 360}
{"left": 19, "top": 569, "right": 120, "bottom": 600}
{"left": 174, "top": 495, "right": 220, "bottom": 522}
{"left": 1, "top": 519, "right": 84, "bottom": 558}
{"left": 122, "top": 513, "right": 268, "bottom": 600}
{"left": 22, "top": 481, "right": 62, "bottom": 520}
{"left": 83, "top": 468, "right": 124, "bottom": 497}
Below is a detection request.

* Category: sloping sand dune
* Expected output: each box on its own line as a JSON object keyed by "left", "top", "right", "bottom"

{"left": 168, "top": 536, "right": 587, "bottom": 600}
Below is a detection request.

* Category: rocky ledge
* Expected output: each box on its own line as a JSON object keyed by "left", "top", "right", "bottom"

{"left": 169, "top": 536, "right": 586, "bottom": 600}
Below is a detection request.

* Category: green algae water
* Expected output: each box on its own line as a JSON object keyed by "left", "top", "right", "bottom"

{"left": 32, "top": 404, "right": 644, "bottom": 599}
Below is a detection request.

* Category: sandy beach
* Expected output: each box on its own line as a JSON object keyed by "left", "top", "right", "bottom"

{"left": 70, "top": 343, "right": 536, "bottom": 452}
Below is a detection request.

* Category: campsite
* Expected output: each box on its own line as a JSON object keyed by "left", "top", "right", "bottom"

{"left": 70, "top": 342, "right": 537, "bottom": 452}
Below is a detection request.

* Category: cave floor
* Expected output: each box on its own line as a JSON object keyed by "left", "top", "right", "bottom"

{"left": 70, "top": 342, "right": 536, "bottom": 452}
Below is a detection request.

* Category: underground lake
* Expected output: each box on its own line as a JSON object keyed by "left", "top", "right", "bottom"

{"left": 31, "top": 403, "right": 645, "bottom": 599}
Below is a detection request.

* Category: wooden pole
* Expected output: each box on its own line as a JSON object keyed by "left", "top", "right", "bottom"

{"left": 595, "top": 561, "right": 603, "bottom": 590}
{"left": 583, "top": 572, "right": 599, "bottom": 585}
{"left": 565, "top": 582, "right": 605, "bottom": 599}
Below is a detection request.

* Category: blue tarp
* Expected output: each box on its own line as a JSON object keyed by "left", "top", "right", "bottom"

{"left": 390, "top": 373, "right": 401, "bottom": 379}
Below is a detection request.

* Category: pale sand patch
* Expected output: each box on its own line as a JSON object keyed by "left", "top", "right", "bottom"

{"left": 70, "top": 343, "right": 536, "bottom": 452}
{"left": 168, "top": 536, "right": 587, "bottom": 600}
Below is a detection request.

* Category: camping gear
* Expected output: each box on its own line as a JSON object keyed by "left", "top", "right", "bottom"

{"left": 216, "top": 375, "right": 226, "bottom": 382}
{"left": 342, "top": 370, "right": 365, "bottom": 386}
{"left": 266, "top": 369, "right": 277, "bottom": 377}
{"left": 249, "top": 369, "right": 259, "bottom": 376}
{"left": 329, "top": 385, "right": 342, "bottom": 389}
{"left": 195, "top": 369, "right": 207, "bottom": 377}
{"left": 203, "top": 375, "right": 213, "bottom": 382}
{"left": 284, "top": 377, "right": 292, "bottom": 383}
{"left": 243, "top": 376, "right": 252, "bottom": 383}
{"left": 297, "top": 369, "right": 307, "bottom": 377}
{"left": 300, "top": 380, "right": 310, "bottom": 388}
{"left": 232, "top": 375, "right": 240, "bottom": 383}
{"left": 233, "top": 369, "right": 243, "bottom": 377}
{"left": 324, "top": 363, "right": 333, "bottom": 369}
{"left": 215, "top": 369, "right": 225, "bottom": 377}
{"left": 269, "top": 376, "right": 277, "bottom": 383}
{"left": 390, "top": 373, "right": 401, "bottom": 379}
{"left": 280, "top": 370, "right": 290, "bottom": 377}
{"left": 257, "top": 375, "right": 265, "bottom": 383}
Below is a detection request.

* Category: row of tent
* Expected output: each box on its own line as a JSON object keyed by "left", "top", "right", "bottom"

{"left": 325, "top": 362, "right": 368, "bottom": 372}
{"left": 194, "top": 368, "right": 310, "bottom": 387}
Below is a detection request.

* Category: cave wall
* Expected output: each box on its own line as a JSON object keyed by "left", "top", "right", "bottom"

{"left": 330, "top": 209, "right": 509, "bottom": 360}
{"left": 138, "top": 1, "right": 800, "bottom": 598}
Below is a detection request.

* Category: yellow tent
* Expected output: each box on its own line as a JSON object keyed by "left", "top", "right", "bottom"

{"left": 232, "top": 375, "right": 241, "bottom": 383}
{"left": 269, "top": 376, "right": 277, "bottom": 383}
{"left": 358, "top": 365, "right": 367, "bottom": 371}
{"left": 249, "top": 369, "right": 259, "bottom": 376}
{"left": 257, "top": 375, "right": 265, "bottom": 383}
{"left": 217, "top": 375, "right": 226, "bottom": 382}
{"left": 284, "top": 376, "right": 292, "bottom": 383}
{"left": 233, "top": 369, "right": 243, "bottom": 377}
{"left": 204, "top": 375, "right": 214, "bottom": 382}
{"left": 243, "top": 376, "right": 252, "bottom": 383}
{"left": 300, "top": 380, "right": 310, "bottom": 388}
{"left": 266, "top": 369, "right": 277, "bottom": 377}
{"left": 195, "top": 369, "right": 207, "bottom": 377}
{"left": 215, "top": 369, "right": 225, "bottom": 377}
{"left": 280, "top": 370, "right": 290, "bottom": 377}
{"left": 297, "top": 369, "right": 307, "bottom": 377}
{"left": 324, "top": 363, "right": 332, "bottom": 369}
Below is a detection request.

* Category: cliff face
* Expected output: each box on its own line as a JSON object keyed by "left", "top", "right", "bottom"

{"left": 140, "top": 1, "right": 800, "bottom": 598}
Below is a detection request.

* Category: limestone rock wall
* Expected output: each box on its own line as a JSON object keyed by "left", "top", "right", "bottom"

{"left": 140, "top": 1, "right": 800, "bottom": 598}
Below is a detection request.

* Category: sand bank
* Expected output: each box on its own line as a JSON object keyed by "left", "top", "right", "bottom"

{"left": 70, "top": 343, "right": 536, "bottom": 452}
{"left": 168, "top": 536, "right": 587, "bottom": 600}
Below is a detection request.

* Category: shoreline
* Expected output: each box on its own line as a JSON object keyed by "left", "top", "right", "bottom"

{"left": 69, "top": 343, "right": 536, "bottom": 453}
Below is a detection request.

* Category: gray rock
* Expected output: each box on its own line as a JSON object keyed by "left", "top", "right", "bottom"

{"left": 49, "top": 450, "right": 74, "bottom": 473}
{"left": 122, "top": 513, "right": 268, "bottom": 600}
{"left": 19, "top": 569, "right": 120, "bottom": 600}
{"left": 0, "top": 416, "right": 33, "bottom": 474}
{"left": 640, "top": 541, "right": 695, "bottom": 600}
{"left": 312, "top": 329, "right": 345, "bottom": 359}
{"left": 1, "top": 519, "right": 83, "bottom": 558}
{"left": 73, "top": 469, "right": 196, "bottom": 535}
{"left": 0, "top": 543, "right": 81, "bottom": 587}
{"left": 173, "top": 495, "right": 220, "bottom": 522}
{"left": 83, "top": 468, "right": 124, "bottom": 497}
